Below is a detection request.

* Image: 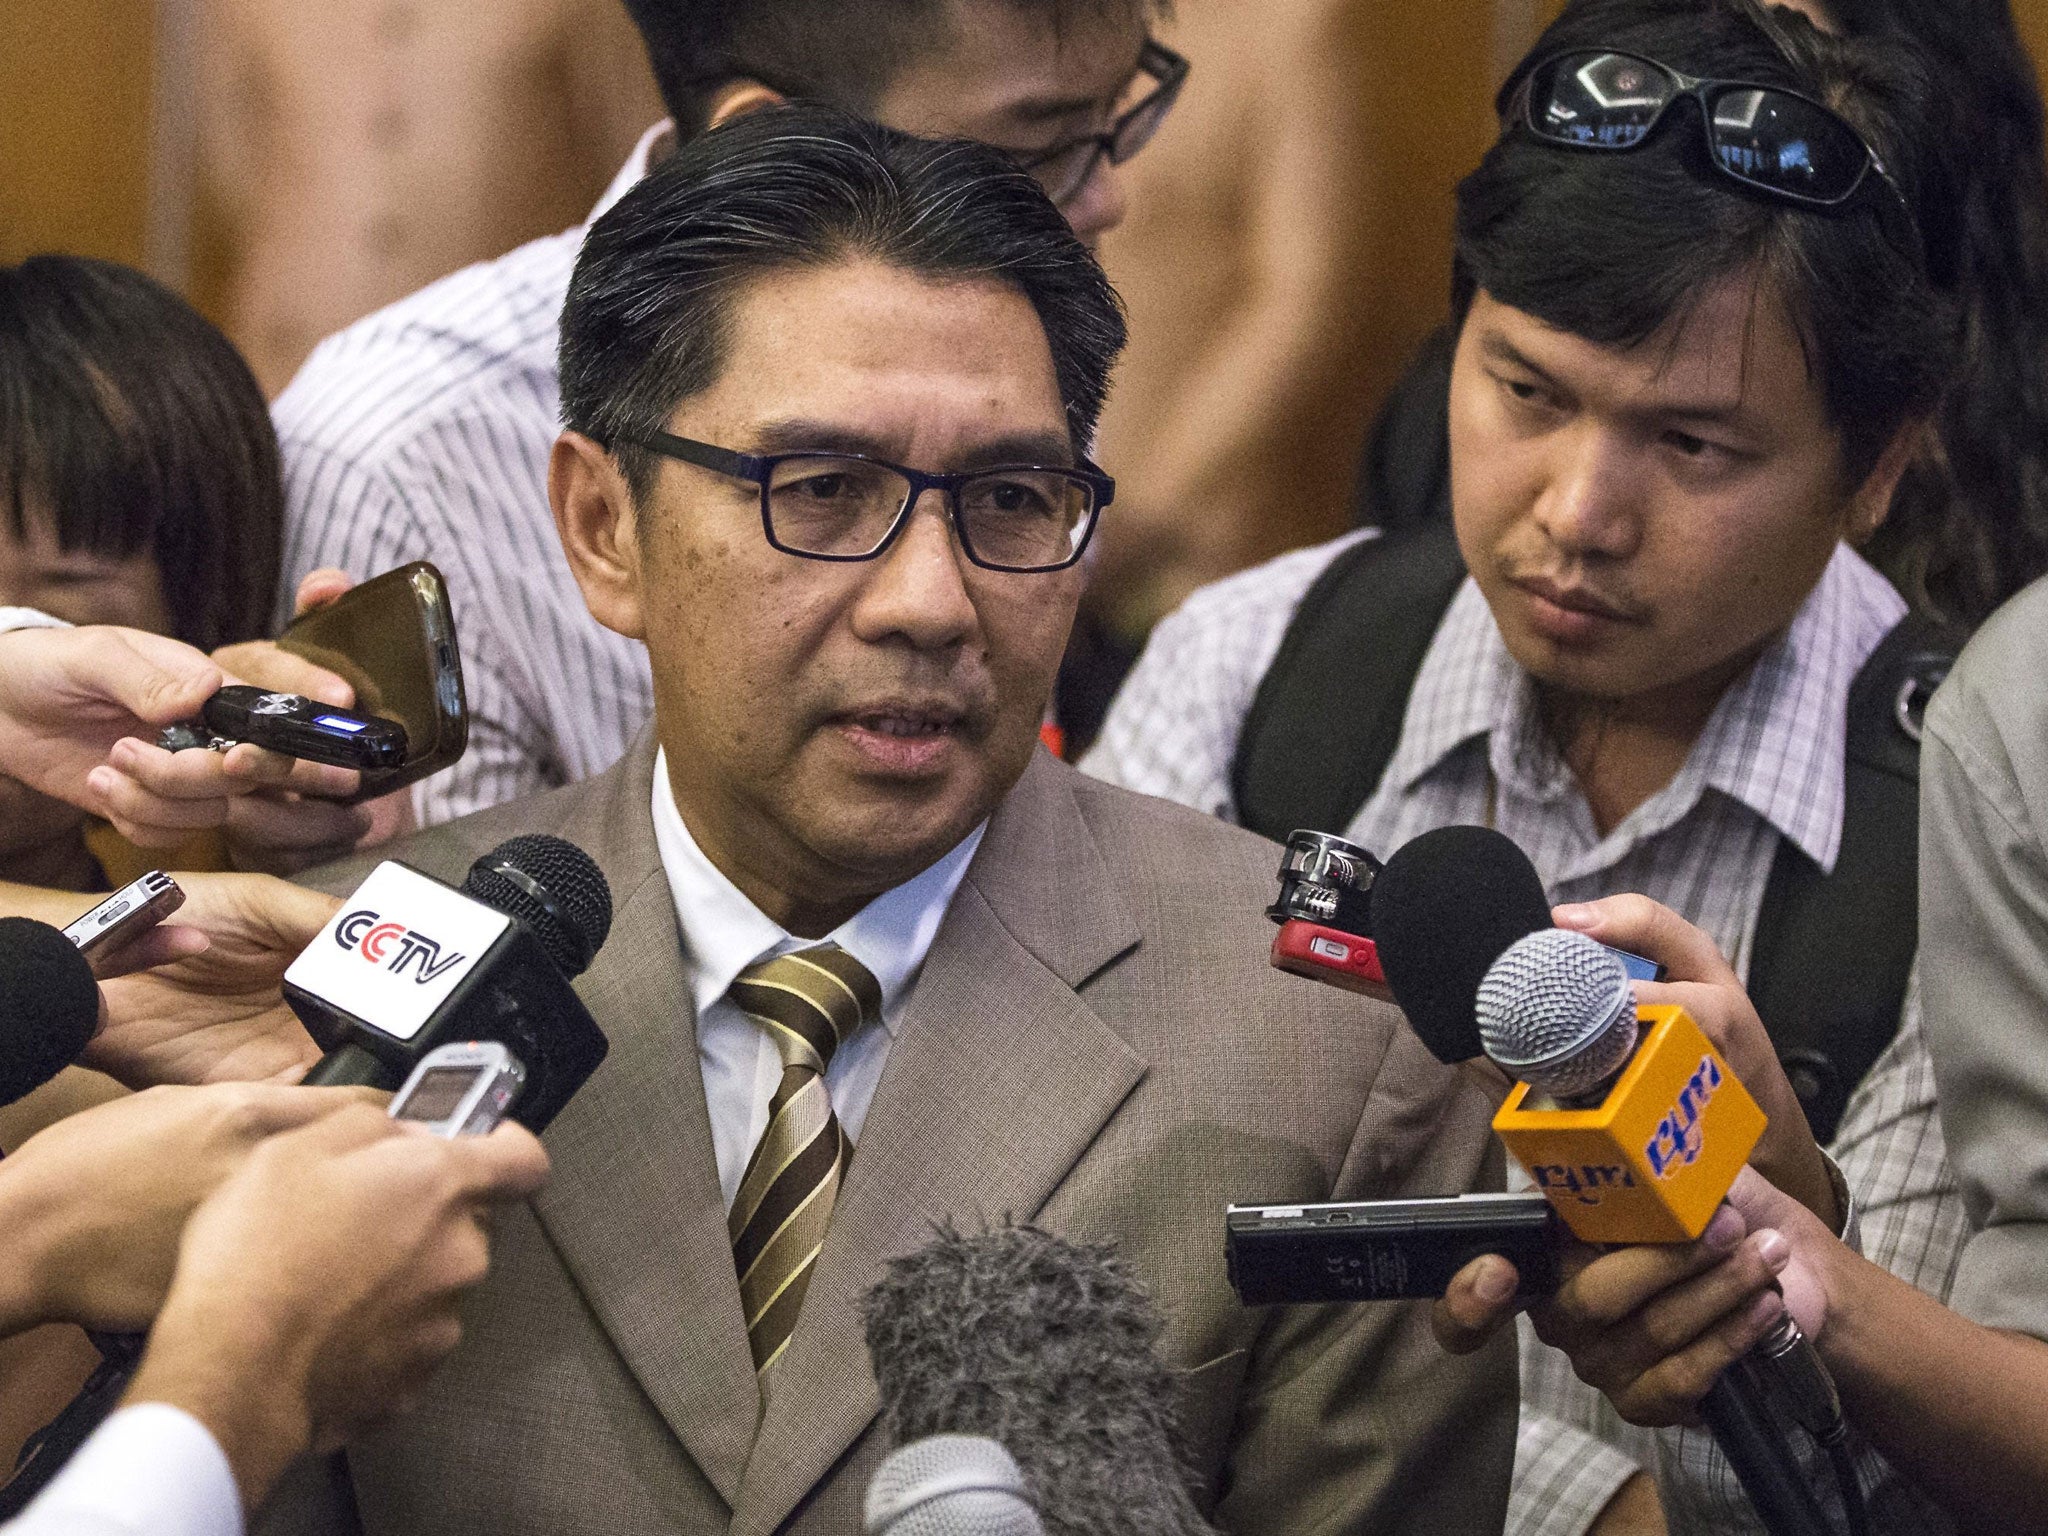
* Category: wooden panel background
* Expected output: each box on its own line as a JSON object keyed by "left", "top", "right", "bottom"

{"left": 2, "top": 0, "right": 2045, "bottom": 419}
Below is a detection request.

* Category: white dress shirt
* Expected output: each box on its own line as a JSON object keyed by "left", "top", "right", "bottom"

{"left": 2, "top": 1404, "right": 240, "bottom": 1536}
{"left": 273, "top": 125, "right": 669, "bottom": 828}
{"left": 649, "top": 749, "right": 984, "bottom": 1208}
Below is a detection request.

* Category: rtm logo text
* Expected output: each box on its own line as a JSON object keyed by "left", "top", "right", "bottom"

{"left": 1646, "top": 1056, "right": 1723, "bottom": 1179}
{"left": 1532, "top": 1163, "right": 1637, "bottom": 1205}
{"left": 334, "top": 910, "right": 469, "bottom": 984}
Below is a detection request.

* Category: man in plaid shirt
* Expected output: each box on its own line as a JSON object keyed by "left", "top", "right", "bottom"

{"left": 1085, "top": 2, "right": 1973, "bottom": 1530}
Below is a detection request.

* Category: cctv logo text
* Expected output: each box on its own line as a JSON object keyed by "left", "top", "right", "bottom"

{"left": 334, "top": 909, "right": 469, "bottom": 984}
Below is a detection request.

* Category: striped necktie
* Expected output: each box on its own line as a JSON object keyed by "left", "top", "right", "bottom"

{"left": 727, "top": 943, "right": 882, "bottom": 1376}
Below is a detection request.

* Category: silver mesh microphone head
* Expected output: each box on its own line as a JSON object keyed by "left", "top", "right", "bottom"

{"left": 865, "top": 1436, "right": 1044, "bottom": 1536}
{"left": 1476, "top": 928, "right": 1638, "bottom": 1099}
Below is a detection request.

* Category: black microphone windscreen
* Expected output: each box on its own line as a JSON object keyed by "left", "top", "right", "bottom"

{"left": 864, "top": 1224, "right": 1216, "bottom": 1536}
{"left": 1369, "top": 824, "right": 1551, "bottom": 1064}
{"left": 462, "top": 834, "right": 613, "bottom": 978}
{"left": 0, "top": 918, "right": 101, "bottom": 1107}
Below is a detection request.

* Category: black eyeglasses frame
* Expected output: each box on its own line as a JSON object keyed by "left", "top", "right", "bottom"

{"left": 1014, "top": 38, "right": 1191, "bottom": 205}
{"left": 611, "top": 427, "right": 1114, "bottom": 574}
{"left": 1502, "top": 49, "right": 1924, "bottom": 262}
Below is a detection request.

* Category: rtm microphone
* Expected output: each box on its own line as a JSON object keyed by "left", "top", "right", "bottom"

{"left": 1478, "top": 928, "right": 1764, "bottom": 1243}
{"left": 286, "top": 834, "right": 612, "bottom": 1131}
{"left": 0, "top": 917, "right": 101, "bottom": 1108}
{"left": 864, "top": 1436, "right": 1043, "bottom": 1536}
{"left": 1478, "top": 929, "right": 1850, "bottom": 1536}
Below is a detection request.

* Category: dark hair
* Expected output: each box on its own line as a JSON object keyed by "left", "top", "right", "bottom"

{"left": 1819, "top": 0, "right": 2048, "bottom": 627}
{"left": 622, "top": 0, "right": 1157, "bottom": 134}
{"left": 1454, "top": 0, "right": 1960, "bottom": 493}
{"left": 0, "top": 257, "right": 281, "bottom": 652}
{"left": 559, "top": 104, "right": 1126, "bottom": 495}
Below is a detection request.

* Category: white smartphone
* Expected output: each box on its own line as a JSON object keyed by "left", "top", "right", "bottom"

{"left": 387, "top": 1040, "right": 526, "bottom": 1138}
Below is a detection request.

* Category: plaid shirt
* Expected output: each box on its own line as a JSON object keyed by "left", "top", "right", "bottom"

{"left": 1083, "top": 535, "right": 1966, "bottom": 1536}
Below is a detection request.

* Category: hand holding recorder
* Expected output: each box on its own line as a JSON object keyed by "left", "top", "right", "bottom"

{"left": 120, "top": 1104, "right": 548, "bottom": 1513}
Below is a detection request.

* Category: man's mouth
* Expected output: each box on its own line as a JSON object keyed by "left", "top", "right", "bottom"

{"left": 830, "top": 702, "right": 971, "bottom": 775}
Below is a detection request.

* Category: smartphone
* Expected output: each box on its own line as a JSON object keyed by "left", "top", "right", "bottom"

{"left": 279, "top": 562, "right": 469, "bottom": 803}
{"left": 388, "top": 1040, "right": 527, "bottom": 1138}
{"left": 62, "top": 871, "right": 185, "bottom": 975}
{"left": 1226, "top": 1192, "right": 1564, "bottom": 1305}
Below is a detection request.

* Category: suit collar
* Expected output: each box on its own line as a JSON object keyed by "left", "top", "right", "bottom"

{"left": 523, "top": 733, "right": 762, "bottom": 1506}
{"left": 732, "top": 750, "right": 1146, "bottom": 1532}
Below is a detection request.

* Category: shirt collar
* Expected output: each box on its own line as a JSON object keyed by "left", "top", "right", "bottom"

{"left": 1384, "top": 545, "right": 1904, "bottom": 873}
{"left": 650, "top": 747, "right": 985, "bottom": 1032}
{"left": 587, "top": 120, "right": 674, "bottom": 227}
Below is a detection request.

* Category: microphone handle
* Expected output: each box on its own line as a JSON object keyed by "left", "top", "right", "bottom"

{"left": 1698, "top": 1361, "right": 1835, "bottom": 1536}
{"left": 303, "top": 1041, "right": 401, "bottom": 1090}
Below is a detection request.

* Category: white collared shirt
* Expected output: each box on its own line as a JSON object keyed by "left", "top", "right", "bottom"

{"left": 649, "top": 749, "right": 984, "bottom": 1208}
{"left": 3, "top": 1404, "right": 241, "bottom": 1536}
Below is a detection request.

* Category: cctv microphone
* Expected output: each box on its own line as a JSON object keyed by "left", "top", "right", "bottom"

{"left": 863, "top": 1223, "right": 1218, "bottom": 1536}
{"left": 287, "top": 834, "right": 612, "bottom": 1130}
{"left": 864, "top": 1436, "right": 1043, "bottom": 1536}
{"left": 1478, "top": 929, "right": 1847, "bottom": 1536}
{"left": 0, "top": 918, "right": 100, "bottom": 1109}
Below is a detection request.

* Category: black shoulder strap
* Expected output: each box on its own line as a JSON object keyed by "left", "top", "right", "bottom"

{"left": 1231, "top": 518, "right": 1467, "bottom": 844}
{"left": 1747, "top": 612, "right": 1961, "bottom": 1143}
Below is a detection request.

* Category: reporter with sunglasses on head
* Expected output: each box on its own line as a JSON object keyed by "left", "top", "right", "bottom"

{"left": 1087, "top": 1, "right": 1968, "bottom": 1532}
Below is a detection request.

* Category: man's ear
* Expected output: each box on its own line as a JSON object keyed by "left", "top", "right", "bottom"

{"left": 550, "top": 431, "right": 648, "bottom": 641}
{"left": 704, "top": 78, "right": 786, "bottom": 129}
{"left": 1845, "top": 419, "right": 1929, "bottom": 545}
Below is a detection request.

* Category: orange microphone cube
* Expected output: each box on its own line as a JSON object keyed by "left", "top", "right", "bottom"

{"left": 1492, "top": 1004, "right": 1765, "bottom": 1244}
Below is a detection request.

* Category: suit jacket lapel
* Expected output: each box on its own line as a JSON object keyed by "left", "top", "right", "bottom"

{"left": 525, "top": 737, "right": 761, "bottom": 1507}
{"left": 734, "top": 752, "right": 1147, "bottom": 1533}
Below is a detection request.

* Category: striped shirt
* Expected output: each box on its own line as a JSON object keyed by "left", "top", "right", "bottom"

{"left": 272, "top": 127, "right": 668, "bottom": 827}
{"left": 1083, "top": 534, "right": 1966, "bottom": 1535}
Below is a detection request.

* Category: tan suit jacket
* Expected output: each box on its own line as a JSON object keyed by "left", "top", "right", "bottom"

{"left": 261, "top": 738, "right": 1514, "bottom": 1534}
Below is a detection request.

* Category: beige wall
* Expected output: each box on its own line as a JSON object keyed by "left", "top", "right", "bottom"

{"left": 0, "top": 0, "right": 155, "bottom": 269}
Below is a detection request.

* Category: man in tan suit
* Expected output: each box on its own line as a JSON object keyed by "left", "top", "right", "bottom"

{"left": 268, "top": 105, "right": 1514, "bottom": 1534}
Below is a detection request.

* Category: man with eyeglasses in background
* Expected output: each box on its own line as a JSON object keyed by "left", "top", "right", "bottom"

{"left": 1087, "top": 0, "right": 1969, "bottom": 1531}
{"left": 253, "top": 106, "right": 1513, "bottom": 1536}
{"left": 267, "top": 0, "right": 1185, "bottom": 860}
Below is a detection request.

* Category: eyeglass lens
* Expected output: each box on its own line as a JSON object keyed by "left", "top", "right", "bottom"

{"left": 765, "top": 456, "right": 1095, "bottom": 570}
{"left": 1529, "top": 53, "right": 1868, "bottom": 203}
{"left": 1027, "top": 49, "right": 1183, "bottom": 205}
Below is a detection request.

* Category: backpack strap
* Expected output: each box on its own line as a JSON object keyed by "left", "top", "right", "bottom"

{"left": 1746, "top": 612, "right": 1962, "bottom": 1143}
{"left": 1231, "top": 518, "right": 1467, "bottom": 844}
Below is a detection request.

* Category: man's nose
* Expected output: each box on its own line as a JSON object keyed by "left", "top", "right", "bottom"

{"left": 1531, "top": 428, "right": 1643, "bottom": 561}
{"left": 847, "top": 490, "right": 979, "bottom": 649}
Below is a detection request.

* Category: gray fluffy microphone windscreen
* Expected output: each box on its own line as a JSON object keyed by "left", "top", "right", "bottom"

{"left": 1476, "top": 928, "right": 1639, "bottom": 1101}
{"left": 863, "top": 1223, "right": 1218, "bottom": 1536}
{"left": 865, "top": 1434, "right": 1043, "bottom": 1536}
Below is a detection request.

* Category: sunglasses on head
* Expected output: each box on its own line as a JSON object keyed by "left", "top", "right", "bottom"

{"left": 1503, "top": 50, "right": 1924, "bottom": 262}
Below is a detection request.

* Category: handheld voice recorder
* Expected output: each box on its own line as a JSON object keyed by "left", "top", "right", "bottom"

{"left": 1226, "top": 1192, "right": 1566, "bottom": 1305}
{"left": 160, "top": 686, "right": 409, "bottom": 773}
{"left": 62, "top": 871, "right": 184, "bottom": 974}
{"left": 387, "top": 1040, "right": 526, "bottom": 1138}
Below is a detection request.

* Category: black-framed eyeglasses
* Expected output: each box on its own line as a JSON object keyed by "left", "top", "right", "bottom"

{"left": 613, "top": 428, "right": 1113, "bottom": 574}
{"left": 1502, "top": 50, "right": 1924, "bottom": 261}
{"left": 1013, "top": 39, "right": 1190, "bottom": 205}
